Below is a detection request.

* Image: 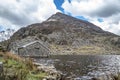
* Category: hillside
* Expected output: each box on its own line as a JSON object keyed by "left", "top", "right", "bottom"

{"left": 1, "top": 12, "right": 120, "bottom": 54}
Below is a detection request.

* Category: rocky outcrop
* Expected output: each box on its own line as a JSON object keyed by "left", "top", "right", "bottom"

{"left": 33, "top": 62, "right": 62, "bottom": 80}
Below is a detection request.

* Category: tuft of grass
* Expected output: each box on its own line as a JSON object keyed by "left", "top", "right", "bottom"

{"left": 27, "top": 71, "right": 47, "bottom": 80}
{"left": 0, "top": 52, "right": 47, "bottom": 80}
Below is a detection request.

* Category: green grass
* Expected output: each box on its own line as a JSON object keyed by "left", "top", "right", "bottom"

{"left": 0, "top": 52, "right": 47, "bottom": 80}
{"left": 27, "top": 72, "right": 47, "bottom": 80}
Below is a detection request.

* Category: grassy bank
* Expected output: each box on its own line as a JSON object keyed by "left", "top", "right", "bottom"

{"left": 0, "top": 52, "right": 47, "bottom": 80}
{"left": 50, "top": 44, "right": 120, "bottom": 55}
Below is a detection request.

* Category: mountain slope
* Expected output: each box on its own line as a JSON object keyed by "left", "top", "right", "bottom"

{"left": 11, "top": 12, "right": 116, "bottom": 40}
{"left": 0, "top": 29, "right": 15, "bottom": 42}
{"left": 2, "top": 12, "right": 120, "bottom": 54}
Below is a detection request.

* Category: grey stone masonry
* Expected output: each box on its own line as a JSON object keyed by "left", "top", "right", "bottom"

{"left": 9, "top": 36, "right": 50, "bottom": 57}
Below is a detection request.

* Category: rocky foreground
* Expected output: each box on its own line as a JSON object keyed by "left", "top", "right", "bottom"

{"left": 1, "top": 52, "right": 120, "bottom": 80}
{"left": 0, "top": 52, "right": 62, "bottom": 80}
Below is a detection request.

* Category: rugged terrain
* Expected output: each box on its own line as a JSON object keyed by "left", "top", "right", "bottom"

{"left": 1, "top": 12, "right": 120, "bottom": 54}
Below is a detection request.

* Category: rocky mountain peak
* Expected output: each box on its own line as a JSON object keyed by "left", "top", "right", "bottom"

{"left": 47, "top": 12, "right": 78, "bottom": 23}
{"left": 47, "top": 12, "right": 90, "bottom": 23}
{"left": 0, "top": 12, "right": 120, "bottom": 54}
{"left": 47, "top": 12, "right": 64, "bottom": 21}
{"left": 10, "top": 12, "right": 117, "bottom": 41}
{"left": 46, "top": 12, "right": 104, "bottom": 32}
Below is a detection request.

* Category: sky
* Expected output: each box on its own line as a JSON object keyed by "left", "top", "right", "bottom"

{"left": 0, "top": 0, "right": 120, "bottom": 35}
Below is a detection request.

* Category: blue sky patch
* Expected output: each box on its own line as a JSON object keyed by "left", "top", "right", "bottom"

{"left": 54, "top": 0, "right": 89, "bottom": 22}
{"left": 75, "top": 16, "right": 89, "bottom": 21}
{"left": 54, "top": 0, "right": 64, "bottom": 12}
{"left": 68, "top": 0, "right": 72, "bottom": 3}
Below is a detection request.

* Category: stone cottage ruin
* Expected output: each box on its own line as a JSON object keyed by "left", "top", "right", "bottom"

{"left": 9, "top": 37, "right": 50, "bottom": 57}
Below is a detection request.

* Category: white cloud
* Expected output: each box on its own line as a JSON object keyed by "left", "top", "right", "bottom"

{"left": 0, "top": 0, "right": 59, "bottom": 30}
{"left": 63, "top": 0, "right": 104, "bottom": 16}
{"left": 62, "top": 0, "right": 120, "bottom": 35}
{"left": 91, "top": 13, "right": 120, "bottom": 35}
{"left": 32, "top": 0, "right": 59, "bottom": 21}
{"left": 0, "top": 17, "right": 19, "bottom": 30}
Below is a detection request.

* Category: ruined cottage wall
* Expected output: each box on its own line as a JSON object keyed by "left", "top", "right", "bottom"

{"left": 18, "top": 42, "right": 49, "bottom": 57}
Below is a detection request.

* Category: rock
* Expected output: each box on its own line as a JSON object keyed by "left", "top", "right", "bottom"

{"left": 33, "top": 62, "right": 62, "bottom": 80}
{"left": 0, "top": 62, "right": 3, "bottom": 73}
{"left": 44, "top": 76, "right": 56, "bottom": 80}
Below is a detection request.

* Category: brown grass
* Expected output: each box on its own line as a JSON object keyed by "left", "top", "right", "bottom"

{"left": 1, "top": 51, "right": 22, "bottom": 61}
{"left": 0, "top": 51, "right": 36, "bottom": 70}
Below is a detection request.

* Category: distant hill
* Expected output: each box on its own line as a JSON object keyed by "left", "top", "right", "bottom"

{"left": 1, "top": 12, "right": 120, "bottom": 54}
{"left": 0, "top": 28, "right": 15, "bottom": 42}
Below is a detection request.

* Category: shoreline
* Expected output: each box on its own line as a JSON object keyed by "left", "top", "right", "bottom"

{"left": 33, "top": 61, "right": 62, "bottom": 80}
{"left": 1, "top": 52, "right": 120, "bottom": 80}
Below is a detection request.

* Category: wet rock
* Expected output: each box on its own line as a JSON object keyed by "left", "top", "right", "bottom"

{"left": 88, "top": 71, "right": 118, "bottom": 80}
{"left": 44, "top": 76, "right": 57, "bottom": 80}
{"left": 33, "top": 62, "right": 62, "bottom": 80}
{"left": 74, "top": 76, "right": 93, "bottom": 80}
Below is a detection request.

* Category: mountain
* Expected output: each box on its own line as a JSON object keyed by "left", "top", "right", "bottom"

{"left": 11, "top": 12, "right": 116, "bottom": 40}
{"left": 1, "top": 12, "right": 120, "bottom": 54}
{"left": 0, "top": 28, "right": 15, "bottom": 42}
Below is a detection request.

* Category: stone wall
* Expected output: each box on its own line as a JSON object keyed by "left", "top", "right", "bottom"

{"left": 18, "top": 42, "right": 50, "bottom": 57}
{"left": 9, "top": 36, "right": 50, "bottom": 57}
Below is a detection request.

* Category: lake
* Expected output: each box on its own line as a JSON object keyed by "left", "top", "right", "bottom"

{"left": 35, "top": 55, "right": 120, "bottom": 79}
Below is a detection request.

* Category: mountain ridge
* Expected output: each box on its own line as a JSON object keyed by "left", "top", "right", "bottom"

{"left": 1, "top": 12, "right": 120, "bottom": 54}
{"left": 11, "top": 12, "right": 117, "bottom": 40}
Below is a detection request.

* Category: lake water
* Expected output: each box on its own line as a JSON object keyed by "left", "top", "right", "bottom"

{"left": 35, "top": 55, "right": 120, "bottom": 79}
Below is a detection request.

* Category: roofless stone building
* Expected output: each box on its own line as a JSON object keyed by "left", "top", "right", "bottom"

{"left": 9, "top": 37, "right": 50, "bottom": 57}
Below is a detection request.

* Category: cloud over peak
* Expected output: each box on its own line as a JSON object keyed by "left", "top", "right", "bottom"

{"left": 0, "top": 0, "right": 120, "bottom": 35}
{"left": 62, "top": 0, "right": 120, "bottom": 35}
